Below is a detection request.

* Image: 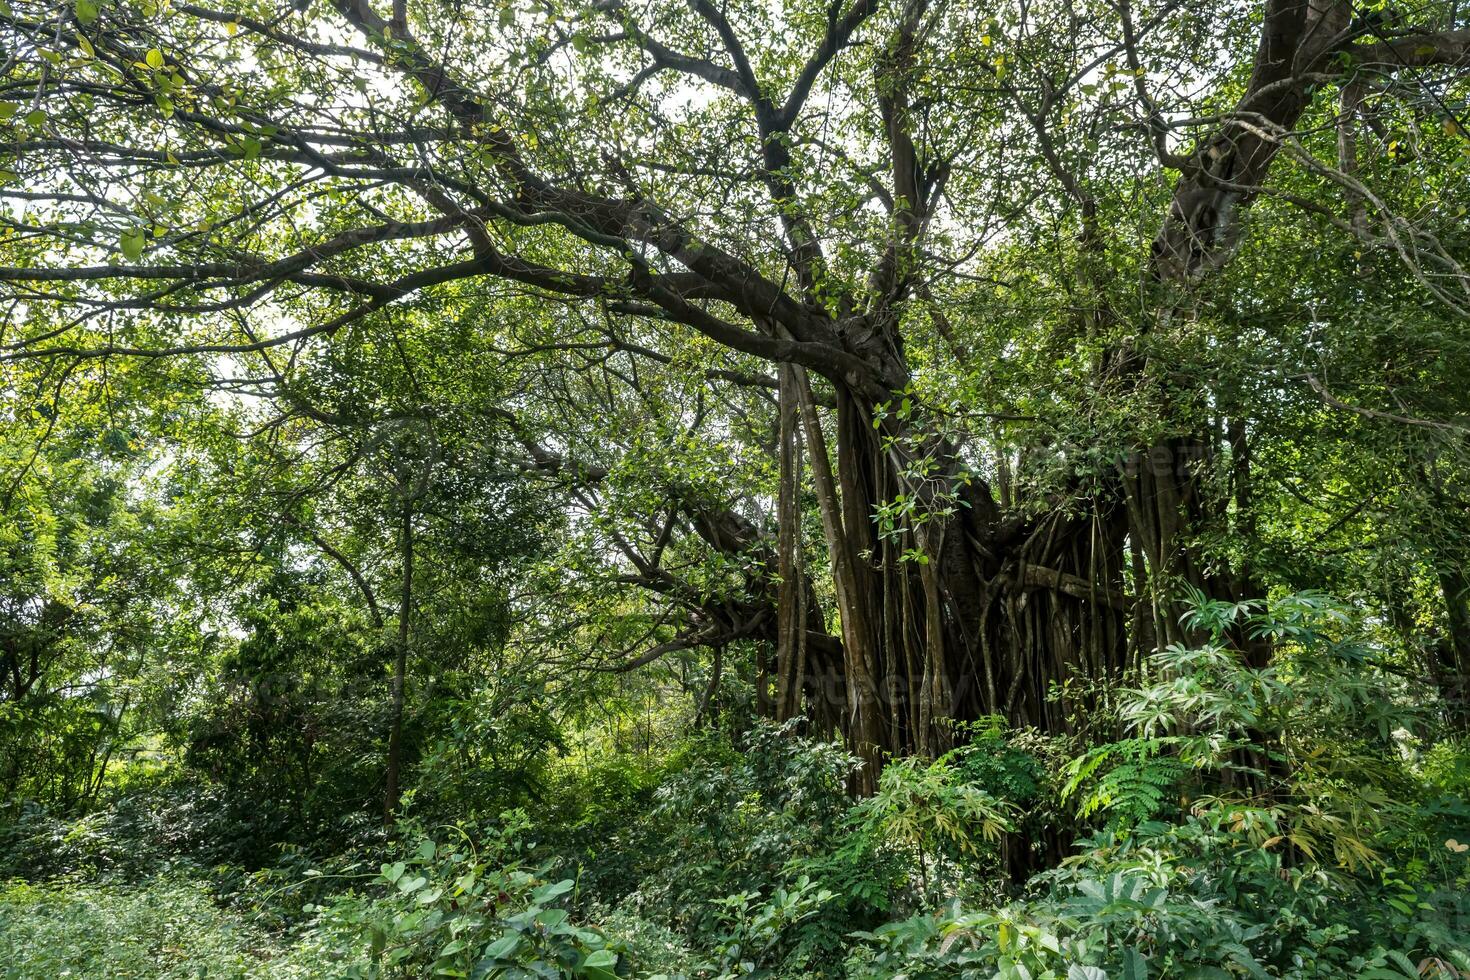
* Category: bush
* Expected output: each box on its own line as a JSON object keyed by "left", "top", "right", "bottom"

{"left": 617, "top": 720, "right": 863, "bottom": 942}
{"left": 293, "top": 812, "right": 626, "bottom": 979}
{"left": 0, "top": 877, "right": 307, "bottom": 979}
{"left": 0, "top": 796, "right": 177, "bottom": 882}
{"left": 848, "top": 814, "right": 1470, "bottom": 979}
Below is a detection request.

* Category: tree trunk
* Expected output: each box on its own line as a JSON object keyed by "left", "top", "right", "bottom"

{"left": 1436, "top": 566, "right": 1470, "bottom": 728}
{"left": 777, "top": 368, "right": 1135, "bottom": 772}
{"left": 384, "top": 504, "right": 413, "bottom": 823}
{"left": 774, "top": 361, "right": 809, "bottom": 722}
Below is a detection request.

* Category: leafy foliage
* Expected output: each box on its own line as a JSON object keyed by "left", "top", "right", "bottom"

{"left": 0, "top": 877, "right": 312, "bottom": 978}
{"left": 2, "top": 0, "right": 1470, "bottom": 974}
{"left": 317, "top": 816, "right": 625, "bottom": 979}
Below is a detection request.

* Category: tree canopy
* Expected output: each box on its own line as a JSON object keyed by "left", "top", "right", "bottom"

{"left": 2, "top": 1, "right": 1470, "bottom": 974}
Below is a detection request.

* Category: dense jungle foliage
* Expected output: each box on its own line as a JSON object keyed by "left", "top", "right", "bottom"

{"left": 4, "top": 0, "right": 1470, "bottom": 975}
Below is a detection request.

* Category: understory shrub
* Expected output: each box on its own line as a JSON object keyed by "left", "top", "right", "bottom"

{"left": 0, "top": 877, "right": 309, "bottom": 979}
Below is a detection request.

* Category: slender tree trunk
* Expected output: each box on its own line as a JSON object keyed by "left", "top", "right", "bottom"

{"left": 775, "top": 361, "right": 808, "bottom": 722}
{"left": 796, "top": 367, "right": 886, "bottom": 790}
{"left": 384, "top": 504, "right": 413, "bottom": 823}
{"left": 1437, "top": 566, "right": 1470, "bottom": 728}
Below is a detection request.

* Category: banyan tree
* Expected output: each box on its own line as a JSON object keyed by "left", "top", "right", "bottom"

{"left": 4, "top": 0, "right": 1469, "bottom": 787}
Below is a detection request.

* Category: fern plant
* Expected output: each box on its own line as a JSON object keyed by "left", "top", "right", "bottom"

{"left": 1063, "top": 591, "right": 1435, "bottom": 875}
{"left": 1062, "top": 737, "right": 1191, "bottom": 822}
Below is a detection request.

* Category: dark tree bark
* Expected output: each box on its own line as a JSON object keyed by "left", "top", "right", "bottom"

{"left": 1436, "top": 568, "right": 1470, "bottom": 727}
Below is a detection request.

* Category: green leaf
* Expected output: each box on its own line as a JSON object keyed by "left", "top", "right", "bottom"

{"left": 530, "top": 879, "right": 574, "bottom": 903}
{"left": 120, "top": 229, "right": 145, "bottom": 260}
{"left": 145, "top": 48, "right": 164, "bottom": 69}
{"left": 480, "top": 932, "right": 521, "bottom": 960}
{"left": 535, "top": 907, "right": 568, "bottom": 929}
{"left": 582, "top": 948, "right": 618, "bottom": 979}
{"left": 74, "top": 0, "right": 98, "bottom": 24}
